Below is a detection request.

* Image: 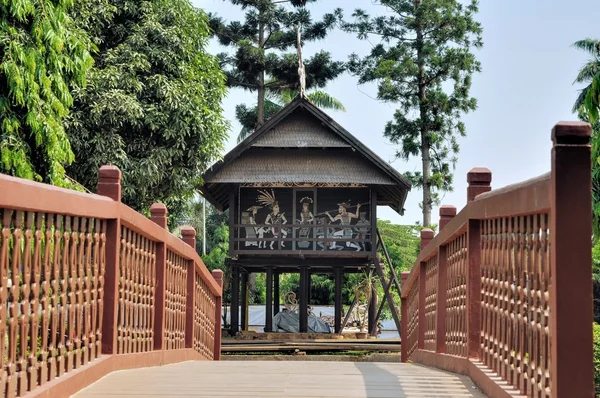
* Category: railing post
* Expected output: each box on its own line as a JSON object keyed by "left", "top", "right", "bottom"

{"left": 212, "top": 270, "right": 223, "bottom": 360}
{"left": 400, "top": 271, "right": 410, "bottom": 362}
{"left": 467, "top": 167, "right": 492, "bottom": 202}
{"left": 97, "top": 166, "right": 121, "bottom": 355}
{"left": 436, "top": 207, "right": 454, "bottom": 353}
{"left": 150, "top": 203, "right": 168, "bottom": 351}
{"left": 550, "top": 122, "right": 593, "bottom": 398}
{"left": 181, "top": 226, "right": 196, "bottom": 350}
{"left": 418, "top": 229, "right": 433, "bottom": 350}
{"left": 466, "top": 168, "right": 490, "bottom": 360}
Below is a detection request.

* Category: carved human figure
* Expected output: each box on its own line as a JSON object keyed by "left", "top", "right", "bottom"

{"left": 354, "top": 212, "right": 370, "bottom": 251}
{"left": 325, "top": 202, "right": 361, "bottom": 251}
{"left": 265, "top": 202, "right": 288, "bottom": 249}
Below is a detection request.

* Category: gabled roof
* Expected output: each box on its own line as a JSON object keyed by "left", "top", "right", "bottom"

{"left": 199, "top": 96, "right": 411, "bottom": 214}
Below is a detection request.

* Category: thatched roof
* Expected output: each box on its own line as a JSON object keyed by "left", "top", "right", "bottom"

{"left": 199, "top": 97, "right": 411, "bottom": 214}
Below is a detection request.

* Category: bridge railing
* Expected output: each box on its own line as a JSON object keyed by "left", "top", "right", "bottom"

{"left": 0, "top": 166, "right": 222, "bottom": 398}
{"left": 401, "top": 122, "right": 594, "bottom": 398}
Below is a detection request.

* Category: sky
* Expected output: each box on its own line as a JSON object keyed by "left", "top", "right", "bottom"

{"left": 193, "top": 0, "right": 597, "bottom": 226}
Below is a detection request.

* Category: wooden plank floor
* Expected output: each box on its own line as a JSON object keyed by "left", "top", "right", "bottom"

{"left": 72, "top": 361, "right": 486, "bottom": 398}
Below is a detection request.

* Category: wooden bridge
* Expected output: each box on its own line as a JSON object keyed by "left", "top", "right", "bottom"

{"left": 0, "top": 122, "right": 594, "bottom": 398}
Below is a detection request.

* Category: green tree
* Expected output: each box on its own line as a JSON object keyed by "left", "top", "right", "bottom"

{"left": 209, "top": 0, "right": 345, "bottom": 133}
{"left": 66, "top": 0, "right": 228, "bottom": 217}
{"left": 236, "top": 88, "right": 346, "bottom": 142}
{"left": 573, "top": 39, "right": 600, "bottom": 121}
{"left": 0, "top": 0, "right": 94, "bottom": 186}
{"left": 572, "top": 39, "right": 600, "bottom": 239}
{"left": 342, "top": 0, "right": 483, "bottom": 226}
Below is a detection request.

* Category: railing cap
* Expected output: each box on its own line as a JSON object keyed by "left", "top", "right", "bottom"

{"left": 98, "top": 165, "right": 121, "bottom": 182}
{"left": 420, "top": 228, "right": 434, "bottom": 239}
{"left": 439, "top": 205, "right": 457, "bottom": 217}
{"left": 181, "top": 226, "right": 196, "bottom": 237}
{"left": 551, "top": 121, "right": 591, "bottom": 144}
{"left": 467, "top": 167, "right": 492, "bottom": 185}
{"left": 212, "top": 269, "right": 223, "bottom": 280}
{"left": 150, "top": 203, "right": 167, "bottom": 216}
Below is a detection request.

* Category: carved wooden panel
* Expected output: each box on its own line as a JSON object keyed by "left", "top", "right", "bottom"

{"left": 117, "top": 227, "right": 155, "bottom": 354}
{"left": 0, "top": 211, "right": 106, "bottom": 397}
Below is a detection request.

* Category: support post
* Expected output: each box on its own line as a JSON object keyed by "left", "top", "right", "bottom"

{"left": 212, "top": 270, "right": 223, "bottom": 360}
{"left": 436, "top": 245, "right": 448, "bottom": 354}
{"left": 550, "top": 121, "right": 593, "bottom": 398}
{"left": 334, "top": 268, "right": 343, "bottom": 333}
{"left": 265, "top": 267, "right": 273, "bottom": 332}
{"left": 400, "top": 271, "right": 410, "bottom": 363}
{"left": 150, "top": 203, "right": 168, "bottom": 351}
{"left": 417, "top": 261, "right": 426, "bottom": 350}
{"left": 436, "top": 206, "right": 453, "bottom": 353}
{"left": 370, "top": 190, "right": 377, "bottom": 256}
{"left": 400, "top": 297, "right": 408, "bottom": 362}
{"left": 465, "top": 168, "right": 491, "bottom": 360}
{"left": 368, "top": 285, "right": 377, "bottom": 336}
{"left": 299, "top": 268, "right": 308, "bottom": 333}
{"left": 97, "top": 166, "right": 121, "bottom": 355}
{"left": 466, "top": 218, "right": 481, "bottom": 360}
{"left": 273, "top": 270, "right": 280, "bottom": 316}
{"left": 240, "top": 272, "right": 248, "bottom": 332}
{"left": 230, "top": 265, "right": 240, "bottom": 336}
{"left": 182, "top": 227, "right": 196, "bottom": 350}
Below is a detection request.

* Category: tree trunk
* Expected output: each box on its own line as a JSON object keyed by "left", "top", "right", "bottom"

{"left": 257, "top": 18, "right": 265, "bottom": 126}
{"left": 415, "top": 0, "right": 431, "bottom": 227}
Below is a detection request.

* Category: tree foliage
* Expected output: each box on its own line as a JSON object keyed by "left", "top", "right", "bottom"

{"left": 209, "top": 0, "right": 345, "bottom": 133}
{"left": 342, "top": 0, "right": 483, "bottom": 226}
{"left": 0, "top": 0, "right": 94, "bottom": 186}
{"left": 66, "top": 0, "right": 228, "bottom": 216}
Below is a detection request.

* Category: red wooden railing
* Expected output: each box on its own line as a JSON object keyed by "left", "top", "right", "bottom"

{"left": 401, "top": 122, "right": 595, "bottom": 398}
{"left": 0, "top": 166, "right": 222, "bottom": 398}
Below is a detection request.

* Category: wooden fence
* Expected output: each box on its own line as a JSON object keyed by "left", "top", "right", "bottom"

{"left": 400, "top": 121, "right": 594, "bottom": 398}
{"left": 0, "top": 166, "right": 222, "bottom": 398}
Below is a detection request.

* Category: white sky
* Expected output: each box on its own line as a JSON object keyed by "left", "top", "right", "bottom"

{"left": 193, "top": 0, "right": 596, "bottom": 225}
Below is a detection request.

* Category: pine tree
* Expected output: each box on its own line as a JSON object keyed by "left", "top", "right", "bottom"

{"left": 342, "top": 0, "right": 482, "bottom": 226}
{"left": 209, "top": 0, "right": 345, "bottom": 132}
{"left": 0, "top": 0, "right": 94, "bottom": 186}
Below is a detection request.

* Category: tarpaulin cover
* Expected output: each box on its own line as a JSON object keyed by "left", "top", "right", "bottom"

{"left": 273, "top": 312, "right": 331, "bottom": 333}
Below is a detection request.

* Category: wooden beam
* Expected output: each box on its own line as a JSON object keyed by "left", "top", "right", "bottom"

{"left": 273, "top": 270, "right": 280, "bottom": 316}
{"left": 334, "top": 268, "right": 343, "bottom": 333}
{"left": 299, "top": 268, "right": 308, "bottom": 333}
{"left": 240, "top": 271, "right": 248, "bottom": 332}
{"left": 265, "top": 267, "right": 273, "bottom": 332}
{"left": 373, "top": 257, "right": 401, "bottom": 335}
{"left": 230, "top": 265, "right": 240, "bottom": 336}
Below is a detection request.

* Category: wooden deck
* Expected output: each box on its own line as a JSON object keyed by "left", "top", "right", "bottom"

{"left": 72, "top": 360, "right": 486, "bottom": 397}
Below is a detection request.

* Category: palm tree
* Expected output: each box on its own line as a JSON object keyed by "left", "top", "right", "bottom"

{"left": 573, "top": 39, "right": 600, "bottom": 120}
{"left": 573, "top": 39, "right": 600, "bottom": 239}
{"left": 236, "top": 89, "right": 346, "bottom": 143}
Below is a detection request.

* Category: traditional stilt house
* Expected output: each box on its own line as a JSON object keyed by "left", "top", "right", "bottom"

{"left": 199, "top": 97, "right": 411, "bottom": 336}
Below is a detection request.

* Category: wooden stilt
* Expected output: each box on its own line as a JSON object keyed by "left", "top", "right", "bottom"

{"left": 266, "top": 267, "right": 273, "bottom": 332}
{"left": 334, "top": 268, "right": 343, "bottom": 333}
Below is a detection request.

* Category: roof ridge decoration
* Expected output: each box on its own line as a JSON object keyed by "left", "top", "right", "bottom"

{"left": 297, "top": 23, "right": 306, "bottom": 99}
